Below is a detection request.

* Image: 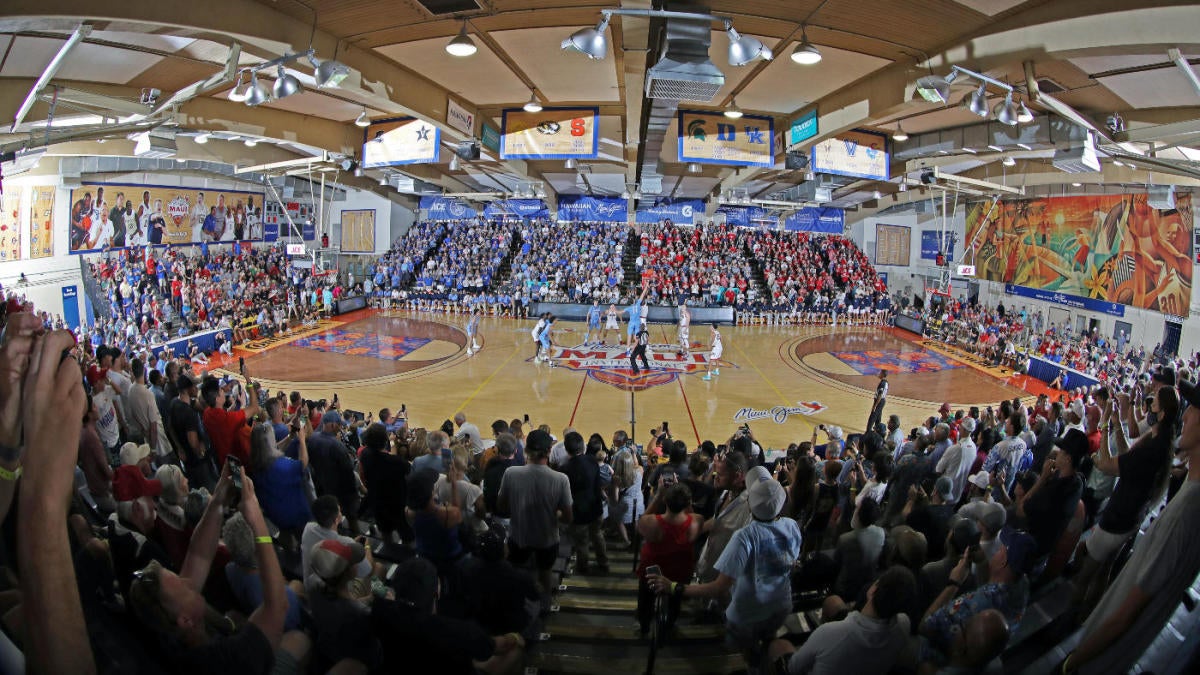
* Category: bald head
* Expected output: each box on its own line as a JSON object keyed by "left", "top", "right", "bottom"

{"left": 953, "top": 609, "right": 1009, "bottom": 668}
{"left": 454, "top": 412, "right": 466, "bottom": 425}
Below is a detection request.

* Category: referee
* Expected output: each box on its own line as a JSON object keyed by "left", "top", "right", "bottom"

{"left": 630, "top": 321, "right": 651, "bottom": 375}
{"left": 866, "top": 369, "right": 889, "bottom": 432}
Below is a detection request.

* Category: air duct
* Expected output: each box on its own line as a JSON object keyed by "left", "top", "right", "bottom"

{"left": 645, "top": 19, "right": 724, "bottom": 102}
{"left": 1148, "top": 184, "right": 1176, "bottom": 210}
{"left": 1052, "top": 130, "right": 1100, "bottom": 174}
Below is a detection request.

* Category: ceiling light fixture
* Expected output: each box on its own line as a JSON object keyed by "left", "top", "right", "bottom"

{"left": 1016, "top": 100, "right": 1034, "bottom": 124}
{"left": 523, "top": 92, "right": 543, "bottom": 113}
{"left": 194, "top": 133, "right": 209, "bottom": 144}
{"left": 892, "top": 123, "right": 908, "bottom": 142}
{"left": 272, "top": 65, "right": 302, "bottom": 99}
{"left": 726, "top": 24, "right": 772, "bottom": 66}
{"left": 724, "top": 99, "right": 744, "bottom": 119}
{"left": 1002, "top": 156, "right": 1016, "bottom": 167}
{"left": 1112, "top": 158, "right": 1124, "bottom": 167}
{"left": 561, "top": 14, "right": 610, "bottom": 60}
{"left": 446, "top": 21, "right": 478, "bottom": 57}
{"left": 379, "top": 176, "right": 389, "bottom": 186}
{"left": 565, "top": 158, "right": 577, "bottom": 169}
{"left": 308, "top": 55, "right": 350, "bottom": 88}
{"left": 355, "top": 108, "right": 370, "bottom": 128}
{"left": 688, "top": 162, "right": 702, "bottom": 173}
{"left": 966, "top": 84, "right": 989, "bottom": 117}
{"left": 245, "top": 72, "right": 271, "bottom": 106}
{"left": 790, "top": 25, "right": 821, "bottom": 65}
{"left": 915, "top": 70, "right": 958, "bottom": 104}
{"left": 228, "top": 72, "right": 250, "bottom": 102}
{"left": 1071, "top": 182, "right": 1082, "bottom": 187}
{"left": 244, "top": 138, "right": 258, "bottom": 147}
{"left": 994, "top": 92, "right": 1019, "bottom": 126}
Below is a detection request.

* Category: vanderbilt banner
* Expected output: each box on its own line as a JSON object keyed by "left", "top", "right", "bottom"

{"left": 966, "top": 193, "right": 1193, "bottom": 315}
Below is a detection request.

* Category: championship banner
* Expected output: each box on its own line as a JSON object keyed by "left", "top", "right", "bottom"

{"left": 29, "top": 186, "right": 54, "bottom": 258}
{"left": 420, "top": 196, "right": 478, "bottom": 220}
{"left": 784, "top": 207, "right": 844, "bottom": 234}
{"left": 68, "top": 183, "right": 265, "bottom": 253}
{"left": 636, "top": 199, "right": 703, "bottom": 225}
{"left": 966, "top": 193, "right": 1193, "bottom": 314}
{"left": 678, "top": 110, "right": 774, "bottom": 168}
{"left": 362, "top": 117, "right": 441, "bottom": 167}
{"left": 1, "top": 189, "right": 20, "bottom": 262}
{"left": 920, "top": 230, "right": 956, "bottom": 260}
{"left": 500, "top": 107, "right": 599, "bottom": 160}
{"left": 810, "top": 130, "right": 889, "bottom": 180}
{"left": 556, "top": 195, "right": 627, "bottom": 222}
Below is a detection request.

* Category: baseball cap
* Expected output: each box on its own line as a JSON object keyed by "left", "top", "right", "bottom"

{"left": 998, "top": 527, "right": 1038, "bottom": 577}
{"left": 826, "top": 426, "right": 844, "bottom": 440}
{"left": 968, "top": 471, "right": 990, "bottom": 490}
{"left": 746, "top": 465, "right": 786, "bottom": 521}
{"left": 1068, "top": 399, "right": 1085, "bottom": 421}
{"left": 1180, "top": 379, "right": 1200, "bottom": 408}
{"left": 1054, "top": 428, "right": 1089, "bottom": 468}
{"left": 120, "top": 441, "right": 152, "bottom": 466}
{"left": 933, "top": 475, "right": 954, "bottom": 500}
{"left": 526, "top": 428, "right": 554, "bottom": 455}
{"left": 959, "top": 417, "right": 976, "bottom": 434}
{"left": 938, "top": 402, "right": 952, "bottom": 415}
{"left": 949, "top": 518, "right": 981, "bottom": 554}
{"left": 309, "top": 538, "right": 365, "bottom": 582}
{"left": 978, "top": 501, "right": 1007, "bottom": 534}
{"left": 321, "top": 410, "right": 345, "bottom": 426}
{"left": 1153, "top": 367, "right": 1176, "bottom": 387}
{"left": 87, "top": 365, "right": 108, "bottom": 387}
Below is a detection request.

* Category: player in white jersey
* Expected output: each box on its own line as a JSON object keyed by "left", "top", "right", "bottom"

{"left": 701, "top": 324, "right": 723, "bottom": 381}
{"left": 602, "top": 304, "right": 620, "bottom": 345}
{"left": 676, "top": 302, "right": 691, "bottom": 357}
{"left": 531, "top": 313, "right": 549, "bottom": 362}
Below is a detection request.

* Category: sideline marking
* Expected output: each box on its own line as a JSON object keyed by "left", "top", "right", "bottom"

{"left": 567, "top": 374, "right": 589, "bottom": 427}
{"left": 455, "top": 345, "right": 521, "bottom": 414}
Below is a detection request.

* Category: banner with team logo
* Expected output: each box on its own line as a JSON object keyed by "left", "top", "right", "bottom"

{"left": 783, "top": 207, "right": 844, "bottom": 234}
{"left": 68, "top": 183, "right": 265, "bottom": 253}
{"left": 29, "top": 186, "right": 55, "bottom": 258}
{"left": 1, "top": 189, "right": 20, "bottom": 262}
{"left": 678, "top": 110, "right": 775, "bottom": 168}
{"left": 483, "top": 199, "right": 549, "bottom": 219}
{"left": 500, "top": 107, "right": 599, "bottom": 160}
{"left": 718, "top": 205, "right": 776, "bottom": 228}
{"left": 362, "top": 117, "right": 441, "bottom": 167}
{"left": 635, "top": 198, "right": 703, "bottom": 225}
{"left": 556, "top": 195, "right": 627, "bottom": 222}
{"left": 810, "top": 130, "right": 889, "bottom": 180}
{"left": 419, "top": 196, "right": 478, "bottom": 219}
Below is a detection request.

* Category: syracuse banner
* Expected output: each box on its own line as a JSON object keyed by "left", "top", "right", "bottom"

{"left": 29, "top": 186, "right": 55, "bottom": 259}
{"left": 678, "top": 110, "right": 774, "bottom": 167}
{"left": 362, "top": 117, "right": 441, "bottom": 167}
{"left": 636, "top": 198, "right": 703, "bottom": 225}
{"left": 966, "top": 193, "right": 1193, "bottom": 314}
{"left": 68, "top": 183, "right": 265, "bottom": 253}
{"left": 784, "top": 207, "right": 844, "bottom": 234}
{"left": 810, "top": 130, "right": 889, "bottom": 180}
{"left": 500, "top": 107, "right": 599, "bottom": 160}
{"left": 1, "top": 189, "right": 19, "bottom": 262}
{"left": 557, "top": 195, "right": 627, "bottom": 222}
{"left": 420, "top": 196, "right": 478, "bottom": 219}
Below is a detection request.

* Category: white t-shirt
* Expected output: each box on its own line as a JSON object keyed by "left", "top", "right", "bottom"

{"left": 94, "top": 388, "right": 121, "bottom": 448}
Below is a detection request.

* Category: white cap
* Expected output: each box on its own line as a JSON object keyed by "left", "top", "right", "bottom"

{"left": 746, "top": 466, "right": 786, "bottom": 521}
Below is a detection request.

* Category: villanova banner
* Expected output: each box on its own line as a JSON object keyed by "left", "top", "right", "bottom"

{"left": 556, "top": 195, "right": 627, "bottom": 222}
{"left": 420, "top": 196, "right": 478, "bottom": 220}
{"left": 784, "top": 207, "right": 844, "bottom": 234}
{"left": 483, "top": 199, "right": 550, "bottom": 219}
{"left": 636, "top": 199, "right": 704, "bottom": 225}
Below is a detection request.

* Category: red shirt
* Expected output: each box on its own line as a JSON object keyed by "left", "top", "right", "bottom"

{"left": 112, "top": 465, "right": 163, "bottom": 501}
{"left": 202, "top": 406, "right": 249, "bottom": 466}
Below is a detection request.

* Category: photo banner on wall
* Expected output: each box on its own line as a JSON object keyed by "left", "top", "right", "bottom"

{"left": 29, "top": 186, "right": 54, "bottom": 258}
{"left": 420, "top": 196, "right": 478, "bottom": 219}
{"left": 500, "top": 107, "right": 599, "bottom": 160}
{"left": 68, "top": 184, "right": 265, "bottom": 253}
{"left": 556, "top": 195, "right": 627, "bottom": 222}
{"left": 784, "top": 207, "right": 844, "bottom": 234}
{"left": 678, "top": 110, "right": 775, "bottom": 168}
{"left": 1, "top": 189, "right": 20, "bottom": 262}
{"left": 966, "top": 193, "right": 1193, "bottom": 314}
{"left": 920, "top": 230, "right": 956, "bottom": 260}
{"left": 635, "top": 199, "right": 703, "bottom": 225}
{"left": 362, "top": 117, "right": 441, "bottom": 167}
{"left": 810, "top": 130, "right": 889, "bottom": 180}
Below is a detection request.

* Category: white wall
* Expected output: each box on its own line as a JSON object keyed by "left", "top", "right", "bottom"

{"left": 329, "top": 191, "right": 415, "bottom": 254}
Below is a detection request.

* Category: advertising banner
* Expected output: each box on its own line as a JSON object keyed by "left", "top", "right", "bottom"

{"left": 556, "top": 195, "right": 627, "bottom": 222}
{"left": 788, "top": 109, "right": 818, "bottom": 146}
{"left": 678, "top": 110, "right": 774, "bottom": 168}
{"left": 446, "top": 98, "right": 475, "bottom": 136}
{"left": 29, "top": 186, "right": 54, "bottom": 258}
{"left": 967, "top": 193, "right": 1193, "bottom": 314}
{"left": 62, "top": 285, "right": 80, "bottom": 331}
{"left": 718, "top": 205, "right": 775, "bottom": 228}
{"left": 68, "top": 184, "right": 265, "bottom": 252}
{"left": 1, "top": 189, "right": 20, "bottom": 262}
{"left": 420, "top": 196, "right": 478, "bottom": 220}
{"left": 1004, "top": 283, "right": 1125, "bottom": 317}
{"left": 501, "top": 107, "right": 599, "bottom": 160}
{"left": 810, "top": 130, "right": 889, "bottom": 180}
{"left": 362, "top": 117, "right": 441, "bottom": 167}
{"left": 635, "top": 199, "right": 703, "bottom": 225}
{"left": 784, "top": 207, "right": 844, "bottom": 234}
{"left": 920, "top": 230, "right": 956, "bottom": 260}
{"left": 483, "top": 199, "right": 550, "bottom": 219}
{"left": 481, "top": 123, "right": 501, "bottom": 153}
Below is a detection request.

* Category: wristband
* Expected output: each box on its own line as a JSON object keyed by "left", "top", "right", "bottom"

{"left": 255, "top": 535, "right": 273, "bottom": 544}
{"left": 0, "top": 442, "right": 21, "bottom": 464}
{"left": 0, "top": 464, "right": 20, "bottom": 481}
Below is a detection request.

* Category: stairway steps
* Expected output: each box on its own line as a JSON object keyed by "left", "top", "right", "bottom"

{"left": 545, "top": 613, "right": 726, "bottom": 642}
{"left": 562, "top": 576, "right": 639, "bottom": 592}
{"left": 530, "top": 642, "right": 745, "bottom": 675}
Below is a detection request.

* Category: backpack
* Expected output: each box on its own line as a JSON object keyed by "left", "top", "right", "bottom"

{"left": 612, "top": 448, "right": 637, "bottom": 490}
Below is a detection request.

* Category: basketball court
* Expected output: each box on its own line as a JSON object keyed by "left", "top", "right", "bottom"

{"left": 218, "top": 309, "right": 1049, "bottom": 449}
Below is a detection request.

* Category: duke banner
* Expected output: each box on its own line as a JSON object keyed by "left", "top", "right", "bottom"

{"left": 635, "top": 199, "right": 703, "bottom": 225}
{"left": 678, "top": 110, "right": 774, "bottom": 167}
{"left": 556, "top": 195, "right": 627, "bottom": 222}
{"left": 362, "top": 117, "right": 441, "bottom": 167}
{"left": 420, "top": 196, "right": 478, "bottom": 220}
{"left": 501, "top": 107, "right": 599, "bottom": 160}
{"left": 783, "top": 207, "right": 844, "bottom": 234}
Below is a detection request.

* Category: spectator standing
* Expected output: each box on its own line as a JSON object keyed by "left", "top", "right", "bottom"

{"left": 635, "top": 483, "right": 703, "bottom": 636}
{"left": 563, "top": 431, "right": 609, "bottom": 574}
{"left": 1016, "top": 429, "right": 1086, "bottom": 561}
{"left": 306, "top": 410, "right": 361, "bottom": 534}
{"left": 497, "top": 429, "right": 573, "bottom": 600}
{"left": 248, "top": 419, "right": 312, "bottom": 537}
{"left": 695, "top": 450, "right": 751, "bottom": 583}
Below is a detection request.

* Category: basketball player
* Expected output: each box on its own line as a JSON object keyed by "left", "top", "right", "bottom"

{"left": 701, "top": 323, "right": 723, "bottom": 381}
{"left": 866, "top": 369, "right": 888, "bottom": 431}
{"left": 676, "top": 302, "right": 691, "bottom": 357}
{"left": 531, "top": 312, "right": 549, "bottom": 362}
{"left": 584, "top": 299, "right": 602, "bottom": 347}
{"left": 602, "top": 304, "right": 620, "bottom": 345}
{"left": 465, "top": 306, "right": 481, "bottom": 356}
{"left": 630, "top": 322, "right": 651, "bottom": 375}
{"left": 623, "top": 287, "right": 650, "bottom": 354}
{"left": 539, "top": 315, "right": 557, "bottom": 365}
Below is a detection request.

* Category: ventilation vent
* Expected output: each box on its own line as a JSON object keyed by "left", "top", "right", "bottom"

{"left": 413, "top": 0, "right": 482, "bottom": 16}
{"left": 1037, "top": 77, "right": 1066, "bottom": 94}
{"left": 645, "top": 19, "right": 724, "bottom": 102}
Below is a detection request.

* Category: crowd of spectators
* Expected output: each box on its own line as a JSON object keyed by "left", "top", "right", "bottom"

{"left": 413, "top": 219, "right": 514, "bottom": 294}
{"left": 633, "top": 221, "right": 756, "bottom": 307}
{"left": 504, "top": 221, "right": 628, "bottom": 305}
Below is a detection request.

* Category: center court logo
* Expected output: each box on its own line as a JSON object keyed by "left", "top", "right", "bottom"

{"left": 539, "top": 343, "right": 729, "bottom": 392}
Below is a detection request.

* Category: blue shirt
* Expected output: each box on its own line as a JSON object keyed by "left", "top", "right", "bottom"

{"left": 413, "top": 452, "right": 445, "bottom": 475}
{"left": 715, "top": 518, "right": 803, "bottom": 625}
{"left": 587, "top": 305, "right": 602, "bottom": 326}
{"left": 225, "top": 562, "right": 303, "bottom": 631}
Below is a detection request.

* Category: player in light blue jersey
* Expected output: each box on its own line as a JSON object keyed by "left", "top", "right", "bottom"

{"left": 584, "top": 300, "right": 603, "bottom": 346}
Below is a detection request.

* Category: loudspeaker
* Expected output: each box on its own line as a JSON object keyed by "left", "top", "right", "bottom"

{"left": 455, "top": 141, "right": 481, "bottom": 161}
{"left": 785, "top": 151, "right": 809, "bottom": 170}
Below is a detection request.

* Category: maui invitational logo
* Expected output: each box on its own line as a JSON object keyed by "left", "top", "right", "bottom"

{"left": 167, "top": 196, "right": 190, "bottom": 225}
{"left": 539, "top": 342, "right": 730, "bottom": 392}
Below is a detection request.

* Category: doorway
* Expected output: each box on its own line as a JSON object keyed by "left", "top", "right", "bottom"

{"left": 1162, "top": 320, "right": 1182, "bottom": 358}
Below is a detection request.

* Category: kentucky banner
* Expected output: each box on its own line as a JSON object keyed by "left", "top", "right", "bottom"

{"left": 920, "top": 230, "right": 956, "bottom": 260}
{"left": 483, "top": 199, "right": 550, "bottom": 219}
{"left": 1005, "top": 283, "right": 1125, "bottom": 318}
{"left": 636, "top": 199, "right": 703, "bottom": 225}
{"left": 29, "top": 186, "right": 54, "bottom": 258}
{"left": 556, "top": 195, "right": 627, "bottom": 222}
{"left": 678, "top": 110, "right": 774, "bottom": 168}
{"left": 501, "top": 107, "right": 599, "bottom": 160}
{"left": 362, "top": 117, "right": 441, "bottom": 168}
{"left": 810, "top": 130, "right": 889, "bottom": 180}
{"left": 1, "top": 189, "right": 20, "bottom": 262}
{"left": 967, "top": 193, "right": 1193, "bottom": 314}
{"left": 69, "top": 183, "right": 265, "bottom": 253}
{"left": 784, "top": 207, "right": 844, "bottom": 234}
{"left": 420, "top": 196, "right": 478, "bottom": 220}
{"left": 718, "top": 205, "right": 775, "bottom": 228}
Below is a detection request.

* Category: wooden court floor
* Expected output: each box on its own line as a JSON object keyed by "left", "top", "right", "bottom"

{"left": 221, "top": 309, "right": 1045, "bottom": 451}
